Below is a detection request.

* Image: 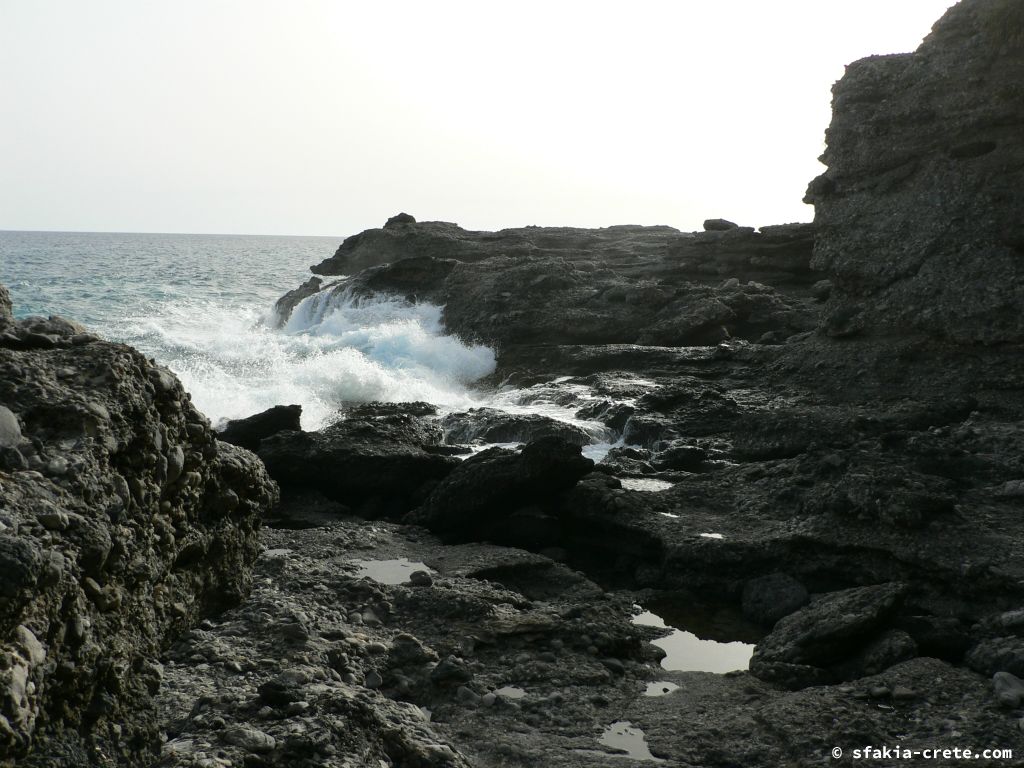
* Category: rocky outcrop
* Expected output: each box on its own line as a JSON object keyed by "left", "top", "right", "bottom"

{"left": 806, "top": 0, "right": 1024, "bottom": 344}
{"left": 408, "top": 437, "right": 594, "bottom": 543}
{"left": 0, "top": 287, "right": 278, "bottom": 765}
{"left": 218, "top": 404, "right": 303, "bottom": 452}
{"left": 258, "top": 403, "right": 458, "bottom": 519}
{"left": 279, "top": 218, "right": 820, "bottom": 360}
{"left": 440, "top": 408, "right": 596, "bottom": 447}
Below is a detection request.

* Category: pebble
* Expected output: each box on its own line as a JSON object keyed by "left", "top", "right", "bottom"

{"left": 892, "top": 686, "right": 917, "bottom": 702}
{"left": 364, "top": 671, "right": 383, "bottom": 689}
{"left": 869, "top": 685, "right": 890, "bottom": 699}
{"left": 481, "top": 692, "right": 497, "bottom": 707}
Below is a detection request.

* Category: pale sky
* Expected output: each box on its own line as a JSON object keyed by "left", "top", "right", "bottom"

{"left": 0, "top": 1, "right": 954, "bottom": 236}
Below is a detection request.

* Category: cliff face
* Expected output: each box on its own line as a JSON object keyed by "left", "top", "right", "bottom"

{"left": 806, "top": 0, "right": 1024, "bottom": 344}
{"left": 0, "top": 293, "right": 278, "bottom": 765}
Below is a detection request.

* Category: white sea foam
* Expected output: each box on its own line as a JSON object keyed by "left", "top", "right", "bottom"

{"left": 110, "top": 290, "right": 497, "bottom": 430}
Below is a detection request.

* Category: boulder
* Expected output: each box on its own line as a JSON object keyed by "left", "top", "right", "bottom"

{"left": 258, "top": 403, "right": 457, "bottom": 518}
{"left": 407, "top": 436, "right": 594, "bottom": 541}
{"left": 218, "top": 404, "right": 302, "bottom": 451}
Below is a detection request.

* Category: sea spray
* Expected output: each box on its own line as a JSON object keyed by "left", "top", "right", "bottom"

{"left": 117, "top": 290, "right": 497, "bottom": 430}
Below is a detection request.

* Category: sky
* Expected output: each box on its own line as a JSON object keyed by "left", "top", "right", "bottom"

{"left": 0, "top": 1, "right": 955, "bottom": 237}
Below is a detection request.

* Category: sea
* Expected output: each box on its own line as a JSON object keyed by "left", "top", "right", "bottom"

{"left": 0, "top": 230, "right": 607, "bottom": 447}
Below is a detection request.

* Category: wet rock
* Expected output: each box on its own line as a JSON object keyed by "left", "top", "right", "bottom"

{"left": 218, "top": 404, "right": 302, "bottom": 451}
{"left": 441, "top": 407, "right": 593, "bottom": 446}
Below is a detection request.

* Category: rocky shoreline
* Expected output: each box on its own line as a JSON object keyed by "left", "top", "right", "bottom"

{"left": 3, "top": 1, "right": 1024, "bottom": 765}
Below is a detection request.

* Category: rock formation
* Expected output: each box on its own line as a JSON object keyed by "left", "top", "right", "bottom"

{"left": 0, "top": 296, "right": 278, "bottom": 765}
{"left": 806, "top": 0, "right": 1024, "bottom": 343}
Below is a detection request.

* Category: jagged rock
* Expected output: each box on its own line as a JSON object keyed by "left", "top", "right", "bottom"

{"left": 0, "top": 284, "right": 277, "bottom": 765}
{"left": 258, "top": 403, "right": 457, "bottom": 518}
{"left": 806, "top": 0, "right": 1024, "bottom": 344}
{"left": 750, "top": 583, "right": 907, "bottom": 689}
{"left": 440, "top": 407, "right": 593, "bottom": 446}
{"left": 218, "top": 404, "right": 302, "bottom": 451}
{"left": 272, "top": 276, "right": 322, "bottom": 326}
{"left": 408, "top": 437, "right": 594, "bottom": 541}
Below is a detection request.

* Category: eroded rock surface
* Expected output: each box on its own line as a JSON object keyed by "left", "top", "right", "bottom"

{"left": 806, "top": 0, "right": 1024, "bottom": 344}
{"left": 0, "top": 290, "right": 278, "bottom": 765}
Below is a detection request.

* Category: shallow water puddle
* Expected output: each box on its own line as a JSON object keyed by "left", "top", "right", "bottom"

{"left": 644, "top": 681, "right": 680, "bottom": 697}
{"left": 351, "top": 558, "right": 433, "bottom": 585}
{"left": 575, "top": 721, "right": 665, "bottom": 762}
{"left": 619, "top": 478, "right": 675, "bottom": 492}
{"left": 698, "top": 532, "right": 724, "bottom": 539}
{"left": 632, "top": 609, "right": 754, "bottom": 673}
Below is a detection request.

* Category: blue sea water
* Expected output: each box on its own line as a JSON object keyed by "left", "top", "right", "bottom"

{"left": 0, "top": 230, "right": 501, "bottom": 429}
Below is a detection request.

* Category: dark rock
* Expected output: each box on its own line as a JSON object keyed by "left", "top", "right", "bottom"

{"left": 966, "top": 636, "right": 1024, "bottom": 678}
{"left": 650, "top": 443, "right": 708, "bottom": 472}
{"left": 218, "top": 404, "right": 302, "bottom": 451}
{"left": 741, "top": 573, "right": 810, "bottom": 626}
{"left": 384, "top": 212, "right": 416, "bottom": 228}
{"left": 0, "top": 284, "right": 277, "bottom": 764}
{"left": 805, "top": 0, "right": 1024, "bottom": 344}
{"left": 703, "top": 218, "right": 739, "bottom": 231}
{"left": 408, "top": 437, "right": 594, "bottom": 541}
{"left": 258, "top": 405, "right": 457, "bottom": 518}
{"left": 0, "top": 284, "right": 12, "bottom": 326}
{"left": 441, "top": 407, "right": 593, "bottom": 446}
{"left": 272, "top": 276, "right": 322, "bottom": 326}
{"left": 750, "top": 583, "right": 907, "bottom": 689}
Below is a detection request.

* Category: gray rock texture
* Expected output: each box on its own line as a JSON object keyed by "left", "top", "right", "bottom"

{"left": 0, "top": 286, "right": 278, "bottom": 765}
{"left": 805, "top": 0, "right": 1024, "bottom": 344}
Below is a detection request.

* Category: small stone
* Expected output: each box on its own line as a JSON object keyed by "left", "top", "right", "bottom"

{"left": 481, "top": 692, "right": 497, "bottom": 707}
{"left": 366, "top": 641, "right": 388, "bottom": 656}
{"left": 869, "top": 685, "right": 891, "bottom": 699}
{"left": 892, "top": 686, "right": 917, "bottom": 702}
{"left": 364, "top": 671, "right": 383, "bottom": 689}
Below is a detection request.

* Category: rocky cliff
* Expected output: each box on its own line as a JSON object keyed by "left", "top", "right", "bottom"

{"left": 805, "top": 0, "right": 1024, "bottom": 344}
{"left": 0, "top": 295, "right": 278, "bottom": 765}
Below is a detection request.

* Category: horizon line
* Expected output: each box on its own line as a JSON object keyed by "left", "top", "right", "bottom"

{"left": 0, "top": 227, "right": 344, "bottom": 239}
